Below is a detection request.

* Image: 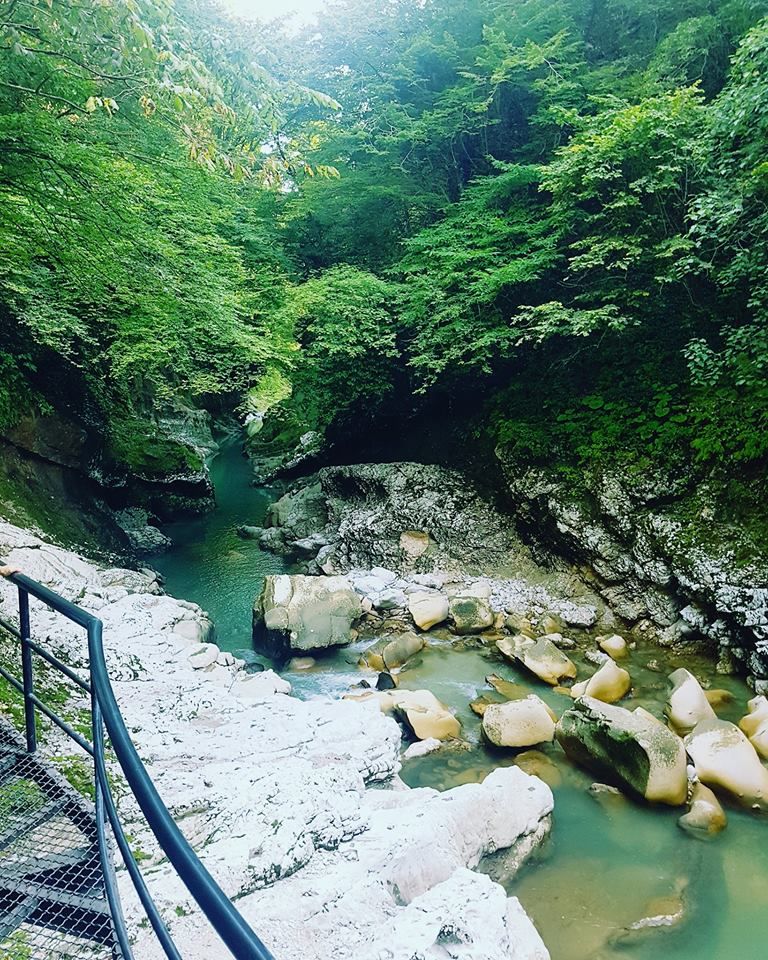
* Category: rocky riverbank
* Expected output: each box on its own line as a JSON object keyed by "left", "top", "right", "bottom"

{"left": 0, "top": 519, "right": 552, "bottom": 960}
{"left": 496, "top": 448, "right": 768, "bottom": 694}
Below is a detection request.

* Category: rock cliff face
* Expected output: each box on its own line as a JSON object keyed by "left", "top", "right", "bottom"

{"left": 0, "top": 520, "right": 553, "bottom": 960}
{"left": 251, "top": 460, "right": 554, "bottom": 577}
{"left": 2, "top": 403, "right": 217, "bottom": 528}
{"left": 496, "top": 447, "right": 768, "bottom": 693}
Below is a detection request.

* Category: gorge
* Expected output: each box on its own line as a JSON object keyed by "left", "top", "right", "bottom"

{"left": 2, "top": 0, "right": 768, "bottom": 958}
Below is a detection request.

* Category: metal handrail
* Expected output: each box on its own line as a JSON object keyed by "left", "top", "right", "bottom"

{"left": 1, "top": 571, "right": 275, "bottom": 960}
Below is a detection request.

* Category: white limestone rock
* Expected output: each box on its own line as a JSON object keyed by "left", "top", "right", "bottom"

{"left": 369, "top": 867, "right": 550, "bottom": 960}
{"left": 0, "top": 520, "right": 553, "bottom": 960}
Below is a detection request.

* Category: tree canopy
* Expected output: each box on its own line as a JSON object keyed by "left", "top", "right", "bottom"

{"left": 2, "top": 0, "right": 767, "bottom": 481}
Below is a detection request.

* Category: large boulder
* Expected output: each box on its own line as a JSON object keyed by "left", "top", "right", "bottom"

{"left": 685, "top": 718, "right": 768, "bottom": 811}
{"left": 482, "top": 697, "right": 557, "bottom": 748}
{"left": 498, "top": 635, "right": 577, "bottom": 686}
{"left": 361, "top": 632, "right": 425, "bottom": 671}
{"left": 739, "top": 695, "right": 768, "bottom": 760}
{"left": 449, "top": 593, "right": 495, "bottom": 635}
{"left": 253, "top": 574, "right": 362, "bottom": 659}
{"left": 555, "top": 697, "right": 688, "bottom": 805}
{"left": 408, "top": 591, "right": 449, "bottom": 630}
{"left": 664, "top": 668, "right": 716, "bottom": 735}
{"left": 570, "top": 658, "right": 630, "bottom": 704}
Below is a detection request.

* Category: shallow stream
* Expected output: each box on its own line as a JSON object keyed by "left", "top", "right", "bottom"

{"left": 156, "top": 438, "right": 768, "bottom": 960}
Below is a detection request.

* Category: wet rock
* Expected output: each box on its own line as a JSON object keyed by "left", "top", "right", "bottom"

{"left": 610, "top": 885, "right": 688, "bottom": 947}
{"left": 539, "top": 614, "right": 564, "bottom": 635}
{"left": 470, "top": 695, "right": 498, "bottom": 717}
{"left": 286, "top": 656, "right": 316, "bottom": 671}
{"left": 498, "top": 635, "right": 577, "bottom": 686}
{"left": 514, "top": 751, "right": 562, "bottom": 788}
{"left": 347, "top": 689, "right": 461, "bottom": 741}
{"left": 253, "top": 574, "right": 362, "bottom": 659}
{"left": 449, "top": 594, "right": 495, "bottom": 635}
{"left": 704, "top": 688, "right": 734, "bottom": 710}
{"left": 486, "top": 674, "right": 530, "bottom": 701}
{"left": 361, "top": 632, "right": 425, "bottom": 672}
{"left": 376, "top": 672, "right": 397, "bottom": 691}
{"left": 542, "top": 632, "right": 576, "bottom": 650}
{"left": 571, "top": 658, "right": 631, "bottom": 704}
{"left": 556, "top": 698, "right": 688, "bottom": 805}
{"left": 505, "top": 612, "right": 536, "bottom": 637}
{"left": 678, "top": 782, "right": 727, "bottom": 838}
{"left": 685, "top": 718, "right": 768, "bottom": 811}
{"left": 665, "top": 668, "right": 716, "bottom": 735}
{"left": 482, "top": 697, "right": 557, "bottom": 748}
{"left": 584, "top": 649, "right": 609, "bottom": 667}
{"left": 237, "top": 524, "right": 263, "bottom": 540}
{"left": 395, "top": 692, "right": 462, "bottom": 742}
{"left": 403, "top": 737, "right": 442, "bottom": 760}
{"left": 598, "top": 634, "right": 628, "bottom": 659}
{"left": 588, "top": 782, "right": 622, "bottom": 798}
{"left": 383, "top": 631, "right": 425, "bottom": 670}
{"left": 739, "top": 695, "right": 768, "bottom": 759}
{"left": 408, "top": 591, "right": 449, "bottom": 630}
{"left": 115, "top": 507, "right": 172, "bottom": 554}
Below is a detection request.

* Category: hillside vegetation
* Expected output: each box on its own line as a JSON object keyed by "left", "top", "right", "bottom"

{"left": 2, "top": 0, "right": 767, "bottom": 503}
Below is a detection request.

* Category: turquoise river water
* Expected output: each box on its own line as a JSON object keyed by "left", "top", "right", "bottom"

{"left": 155, "top": 438, "right": 768, "bottom": 960}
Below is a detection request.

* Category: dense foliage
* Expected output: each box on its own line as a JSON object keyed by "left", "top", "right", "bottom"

{"left": 273, "top": 0, "right": 768, "bottom": 473}
{"left": 0, "top": 0, "right": 326, "bottom": 475}
{"left": 2, "top": 0, "right": 768, "bottom": 490}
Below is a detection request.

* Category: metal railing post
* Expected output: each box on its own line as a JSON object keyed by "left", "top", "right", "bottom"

{"left": 92, "top": 682, "right": 135, "bottom": 960}
{"left": 18, "top": 586, "right": 37, "bottom": 753}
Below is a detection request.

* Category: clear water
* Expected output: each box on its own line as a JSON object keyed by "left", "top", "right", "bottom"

{"left": 156, "top": 438, "right": 768, "bottom": 960}
{"left": 154, "top": 436, "right": 291, "bottom": 661}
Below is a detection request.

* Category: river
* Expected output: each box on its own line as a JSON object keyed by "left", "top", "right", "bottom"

{"left": 155, "top": 437, "right": 768, "bottom": 960}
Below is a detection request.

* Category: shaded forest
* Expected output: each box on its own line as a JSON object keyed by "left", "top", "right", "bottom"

{"left": 2, "top": 0, "right": 767, "bottom": 497}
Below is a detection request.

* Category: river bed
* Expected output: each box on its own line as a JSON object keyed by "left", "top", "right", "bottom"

{"left": 156, "top": 438, "right": 768, "bottom": 960}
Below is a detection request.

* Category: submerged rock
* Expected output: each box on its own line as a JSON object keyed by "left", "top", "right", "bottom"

{"left": 678, "top": 782, "right": 727, "bottom": 838}
{"left": 685, "top": 718, "right": 768, "bottom": 811}
{"left": 252, "top": 574, "right": 362, "bottom": 659}
{"left": 498, "top": 635, "right": 577, "bottom": 686}
{"left": 486, "top": 674, "right": 530, "bottom": 701}
{"left": 571, "top": 658, "right": 631, "bottom": 704}
{"left": 555, "top": 697, "right": 688, "bottom": 805}
{"left": 482, "top": 697, "right": 557, "bottom": 749}
{"left": 665, "top": 668, "right": 716, "bottom": 735}
{"left": 514, "top": 751, "right": 562, "bottom": 788}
